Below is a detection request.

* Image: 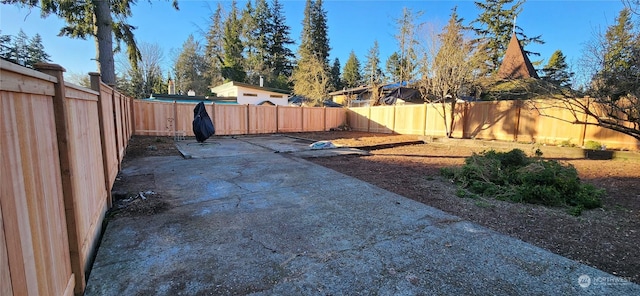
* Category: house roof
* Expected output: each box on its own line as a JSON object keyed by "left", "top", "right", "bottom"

{"left": 328, "top": 85, "right": 371, "bottom": 96}
{"left": 497, "top": 33, "right": 539, "bottom": 79}
{"left": 211, "top": 81, "right": 291, "bottom": 95}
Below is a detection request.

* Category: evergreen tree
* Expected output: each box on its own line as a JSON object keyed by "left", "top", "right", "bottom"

{"left": 2, "top": 0, "right": 179, "bottom": 84}
{"left": 311, "top": 0, "right": 330, "bottom": 64}
{"left": 0, "top": 30, "right": 50, "bottom": 68}
{"left": 9, "top": 30, "right": 29, "bottom": 66}
{"left": 542, "top": 50, "right": 573, "bottom": 87}
{"left": 292, "top": 0, "right": 331, "bottom": 103}
{"left": 592, "top": 8, "right": 639, "bottom": 99}
{"left": 292, "top": 54, "right": 330, "bottom": 105}
{"left": 471, "top": 0, "right": 544, "bottom": 75}
{"left": 342, "top": 50, "right": 362, "bottom": 88}
{"left": 394, "top": 7, "right": 421, "bottom": 84}
{"left": 385, "top": 52, "right": 402, "bottom": 83}
{"left": 205, "top": 3, "right": 225, "bottom": 87}
{"left": 269, "top": 0, "right": 295, "bottom": 79}
{"left": 329, "top": 58, "right": 342, "bottom": 91}
{"left": 0, "top": 31, "right": 11, "bottom": 59}
{"left": 363, "top": 40, "right": 384, "bottom": 86}
{"left": 242, "top": 0, "right": 270, "bottom": 85}
{"left": 26, "top": 33, "right": 51, "bottom": 68}
{"left": 222, "top": 0, "right": 246, "bottom": 82}
{"left": 174, "top": 35, "right": 209, "bottom": 95}
{"left": 299, "top": 0, "right": 315, "bottom": 57}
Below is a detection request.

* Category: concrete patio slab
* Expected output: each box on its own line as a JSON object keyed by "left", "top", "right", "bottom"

{"left": 86, "top": 136, "right": 640, "bottom": 295}
{"left": 176, "top": 135, "right": 369, "bottom": 159}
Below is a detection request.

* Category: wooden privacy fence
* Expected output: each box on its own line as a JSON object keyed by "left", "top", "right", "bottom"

{"left": 348, "top": 101, "right": 640, "bottom": 150}
{"left": 133, "top": 100, "right": 347, "bottom": 136}
{"left": 0, "top": 60, "right": 132, "bottom": 296}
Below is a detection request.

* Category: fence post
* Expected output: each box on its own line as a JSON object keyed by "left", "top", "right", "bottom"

{"left": 172, "top": 101, "right": 177, "bottom": 137}
{"left": 35, "top": 63, "right": 85, "bottom": 295}
{"left": 392, "top": 105, "right": 396, "bottom": 134}
{"left": 578, "top": 98, "right": 588, "bottom": 147}
{"left": 367, "top": 105, "right": 371, "bottom": 132}
{"left": 300, "top": 106, "right": 304, "bottom": 132}
{"left": 210, "top": 103, "right": 215, "bottom": 136}
{"left": 131, "top": 98, "right": 136, "bottom": 135}
{"left": 275, "top": 105, "right": 279, "bottom": 133}
{"left": 422, "top": 103, "right": 428, "bottom": 136}
{"left": 246, "top": 104, "right": 250, "bottom": 135}
{"left": 514, "top": 100, "right": 522, "bottom": 142}
{"left": 88, "top": 72, "right": 114, "bottom": 212}
{"left": 323, "top": 106, "right": 327, "bottom": 131}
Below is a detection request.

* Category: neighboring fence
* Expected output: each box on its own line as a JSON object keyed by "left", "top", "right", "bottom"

{"left": 0, "top": 60, "right": 132, "bottom": 295}
{"left": 348, "top": 101, "right": 640, "bottom": 150}
{"left": 133, "top": 100, "right": 347, "bottom": 136}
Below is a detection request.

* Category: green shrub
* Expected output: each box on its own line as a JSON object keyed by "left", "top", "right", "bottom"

{"left": 440, "top": 149, "right": 604, "bottom": 215}
{"left": 584, "top": 140, "right": 603, "bottom": 150}
{"left": 559, "top": 139, "right": 576, "bottom": 147}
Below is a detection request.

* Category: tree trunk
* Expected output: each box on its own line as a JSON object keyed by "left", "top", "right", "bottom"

{"left": 448, "top": 100, "right": 456, "bottom": 138}
{"left": 93, "top": 0, "right": 116, "bottom": 85}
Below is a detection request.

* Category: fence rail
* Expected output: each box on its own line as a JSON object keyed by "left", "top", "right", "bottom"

{"left": 133, "top": 100, "right": 347, "bottom": 136}
{"left": 0, "top": 60, "right": 132, "bottom": 296}
{"left": 348, "top": 101, "right": 640, "bottom": 150}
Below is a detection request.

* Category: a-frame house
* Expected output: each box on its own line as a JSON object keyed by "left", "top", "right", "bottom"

{"left": 497, "top": 33, "right": 539, "bottom": 79}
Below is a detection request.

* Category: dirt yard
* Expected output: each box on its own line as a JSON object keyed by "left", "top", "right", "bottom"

{"left": 122, "top": 132, "right": 640, "bottom": 284}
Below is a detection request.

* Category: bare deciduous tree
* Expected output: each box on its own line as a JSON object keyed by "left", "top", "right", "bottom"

{"left": 418, "top": 8, "right": 485, "bottom": 137}
{"left": 117, "top": 42, "right": 166, "bottom": 99}
{"left": 532, "top": 7, "right": 640, "bottom": 142}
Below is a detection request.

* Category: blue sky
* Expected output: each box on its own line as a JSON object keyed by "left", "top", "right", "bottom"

{"left": 0, "top": 0, "right": 627, "bottom": 81}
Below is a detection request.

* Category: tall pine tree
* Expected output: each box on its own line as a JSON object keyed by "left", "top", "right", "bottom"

{"left": 292, "top": 0, "right": 331, "bottom": 104}
{"left": 363, "top": 40, "right": 384, "bottom": 86}
{"left": 592, "top": 8, "right": 639, "bottom": 99}
{"left": 385, "top": 52, "right": 402, "bottom": 83}
{"left": 268, "top": 0, "right": 295, "bottom": 82}
{"left": 205, "top": 3, "right": 225, "bottom": 87}
{"left": 222, "top": 0, "right": 246, "bottom": 82}
{"left": 26, "top": 33, "right": 51, "bottom": 68}
{"left": 329, "top": 58, "right": 342, "bottom": 91}
{"left": 242, "top": 0, "right": 271, "bottom": 85}
{"left": 174, "top": 35, "right": 209, "bottom": 95}
{"left": 471, "top": 0, "right": 543, "bottom": 75}
{"left": 542, "top": 50, "right": 573, "bottom": 87}
{"left": 342, "top": 50, "right": 362, "bottom": 88}
{"left": 394, "top": 7, "right": 421, "bottom": 84}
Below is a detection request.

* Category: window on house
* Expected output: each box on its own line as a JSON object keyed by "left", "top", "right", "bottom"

{"left": 270, "top": 95, "right": 283, "bottom": 98}
{"left": 243, "top": 93, "right": 258, "bottom": 97}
